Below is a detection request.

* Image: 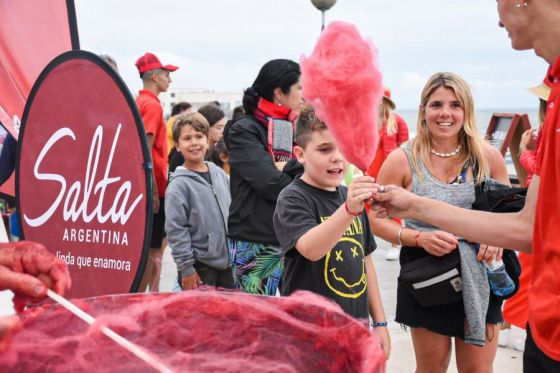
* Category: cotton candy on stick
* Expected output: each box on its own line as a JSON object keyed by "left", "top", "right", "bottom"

{"left": 300, "top": 21, "right": 383, "bottom": 172}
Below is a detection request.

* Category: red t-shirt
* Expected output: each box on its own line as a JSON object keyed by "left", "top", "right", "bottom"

{"left": 532, "top": 59, "right": 560, "bottom": 361}
{"left": 135, "top": 90, "right": 168, "bottom": 197}
{"left": 367, "top": 114, "right": 409, "bottom": 178}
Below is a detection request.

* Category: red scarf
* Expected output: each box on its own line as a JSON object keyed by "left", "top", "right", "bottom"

{"left": 253, "top": 98, "right": 298, "bottom": 161}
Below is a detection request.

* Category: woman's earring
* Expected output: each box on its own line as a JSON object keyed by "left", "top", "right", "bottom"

{"left": 516, "top": 2, "right": 528, "bottom": 8}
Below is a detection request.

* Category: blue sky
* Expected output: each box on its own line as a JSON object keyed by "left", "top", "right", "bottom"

{"left": 75, "top": 0, "right": 547, "bottom": 109}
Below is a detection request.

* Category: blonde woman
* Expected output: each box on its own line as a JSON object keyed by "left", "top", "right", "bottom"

{"left": 367, "top": 88, "right": 409, "bottom": 260}
{"left": 369, "top": 72, "right": 508, "bottom": 372}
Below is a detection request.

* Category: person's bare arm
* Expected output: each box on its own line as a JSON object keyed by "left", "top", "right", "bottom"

{"left": 146, "top": 133, "right": 160, "bottom": 213}
{"left": 375, "top": 176, "right": 537, "bottom": 252}
{"left": 369, "top": 150, "right": 458, "bottom": 255}
{"left": 295, "top": 176, "right": 376, "bottom": 261}
{"left": 487, "top": 145, "right": 510, "bottom": 185}
{"left": 368, "top": 150, "right": 409, "bottom": 244}
{"left": 365, "top": 256, "right": 390, "bottom": 359}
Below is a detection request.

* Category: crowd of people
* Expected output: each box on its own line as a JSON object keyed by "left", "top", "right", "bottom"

{"left": 2, "top": 1, "right": 560, "bottom": 371}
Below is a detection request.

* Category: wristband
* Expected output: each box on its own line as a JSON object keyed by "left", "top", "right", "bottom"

{"left": 344, "top": 202, "right": 362, "bottom": 217}
{"left": 397, "top": 227, "right": 404, "bottom": 246}
{"left": 414, "top": 231, "right": 422, "bottom": 247}
{"left": 370, "top": 321, "right": 388, "bottom": 328}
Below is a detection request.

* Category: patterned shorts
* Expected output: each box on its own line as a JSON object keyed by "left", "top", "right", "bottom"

{"left": 227, "top": 239, "right": 284, "bottom": 296}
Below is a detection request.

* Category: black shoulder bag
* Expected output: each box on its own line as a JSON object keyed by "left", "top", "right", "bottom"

{"left": 471, "top": 179, "right": 524, "bottom": 300}
{"left": 398, "top": 249, "right": 463, "bottom": 308}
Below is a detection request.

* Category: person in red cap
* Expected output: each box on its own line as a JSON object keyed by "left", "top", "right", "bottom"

{"left": 135, "top": 52, "right": 178, "bottom": 292}
{"left": 367, "top": 87, "right": 409, "bottom": 261}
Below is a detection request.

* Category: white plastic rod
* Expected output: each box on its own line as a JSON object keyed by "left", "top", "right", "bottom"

{"left": 47, "top": 289, "right": 173, "bottom": 373}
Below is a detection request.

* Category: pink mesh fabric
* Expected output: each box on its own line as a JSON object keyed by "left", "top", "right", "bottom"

{"left": 1, "top": 290, "right": 385, "bottom": 372}
{"left": 300, "top": 21, "right": 383, "bottom": 171}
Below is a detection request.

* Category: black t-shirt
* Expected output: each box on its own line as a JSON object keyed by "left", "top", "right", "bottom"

{"left": 273, "top": 178, "right": 376, "bottom": 319}
{"left": 193, "top": 170, "right": 212, "bottom": 185}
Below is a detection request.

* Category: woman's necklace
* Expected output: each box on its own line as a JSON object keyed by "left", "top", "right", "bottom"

{"left": 431, "top": 144, "right": 461, "bottom": 157}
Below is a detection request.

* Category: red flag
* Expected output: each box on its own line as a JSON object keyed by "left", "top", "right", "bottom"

{"left": 0, "top": 0, "right": 79, "bottom": 197}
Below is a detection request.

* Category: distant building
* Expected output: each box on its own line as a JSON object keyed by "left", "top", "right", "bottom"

{"left": 159, "top": 88, "right": 243, "bottom": 118}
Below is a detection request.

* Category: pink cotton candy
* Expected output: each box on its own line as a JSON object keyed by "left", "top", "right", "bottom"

{"left": 301, "top": 21, "right": 383, "bottom": 171}
{"left": 0, "top": 290, "right": 385, "bottom": 372}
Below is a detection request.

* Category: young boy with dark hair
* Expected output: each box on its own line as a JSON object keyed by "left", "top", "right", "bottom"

{"left": 273, "top": 105, "right": 390, "bottom": 358}
{"left": 165, "top": 112, "right": 234, "bottom": 290}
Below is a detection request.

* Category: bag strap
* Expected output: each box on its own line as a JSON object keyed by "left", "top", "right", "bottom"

{"left": 472, "top": 162, "right": 486, "bottom": 199}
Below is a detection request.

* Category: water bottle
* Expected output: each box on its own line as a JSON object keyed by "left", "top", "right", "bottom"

{"left": 484, "top": 259, "right": 515, "bottom": 297}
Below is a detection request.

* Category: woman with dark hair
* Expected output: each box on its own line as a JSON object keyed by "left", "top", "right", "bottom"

{"left": 224, "top": 59, "right": 304, "bottom": 295}
{"left": 198, "top": 104, "right": 227, "bottom": 150}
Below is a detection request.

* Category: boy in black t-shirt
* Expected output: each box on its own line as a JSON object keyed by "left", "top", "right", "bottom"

{"left": 273, "top": 106, "right": 390, "bottom": 358}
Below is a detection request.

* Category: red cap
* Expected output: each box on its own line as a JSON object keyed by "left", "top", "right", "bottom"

{"left": 135, "top": 52, "right": 179, "bottom": 75}
{"left": 383, "top": 87, "right": 391, "bottom": 99}
{"left": 382, "top": 87, "right": 396, "bottom": 109}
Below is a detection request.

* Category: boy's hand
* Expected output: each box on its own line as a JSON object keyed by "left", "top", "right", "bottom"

{"left": 346, "top": 175, "right": 377, "bottom": 215}
{"left": 373, "top": 325, "right": 391, "bottom": 360}
{"left": 181, "top": 272, "right": 202, "bottom": 290}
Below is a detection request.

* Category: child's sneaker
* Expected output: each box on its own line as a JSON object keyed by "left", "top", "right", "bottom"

{"left": 498, "top": 328, "right": 510, "bottom": 347}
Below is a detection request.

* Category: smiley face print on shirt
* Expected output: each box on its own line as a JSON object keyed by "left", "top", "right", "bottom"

{"left": 322, "top": 216, "right": 368, "bottom": 298}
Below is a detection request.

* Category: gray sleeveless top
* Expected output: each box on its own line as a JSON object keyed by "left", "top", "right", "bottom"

{"left": 402, "top": 146, "right": 476, "bottom": 232}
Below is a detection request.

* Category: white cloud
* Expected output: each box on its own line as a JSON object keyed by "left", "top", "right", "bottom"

{"left": 400, "top": 72, "right": 427, "bottom": 90}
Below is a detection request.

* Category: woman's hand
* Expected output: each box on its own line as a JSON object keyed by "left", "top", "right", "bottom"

{"left": 417, "top": 230, "right": 458, "bottom": 257}
{"left": 181, "top": 272, "right": 202, "bottom": 290}
{"left": 274, "top": 161, "right": 287, "bottom": 171}
{"left": 519, "top": 129, "right": 536, "bottom": 152}
{"left": 477, "top": 244, "right": 503, "bottom": 264}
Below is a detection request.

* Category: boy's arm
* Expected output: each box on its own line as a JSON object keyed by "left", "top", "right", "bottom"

{"left": 365, "top": 255, "right": 390, "bottom": 359}
{"left": 295, "top": 176, "right": 378, "bottom": 261}
{"left": 295, "top": 204, "right": 358, "bottom": 261}
{"left": 519, "top": 149, "right": 537, "bottom": 175}
{"left": 164, "top": 189, "right": 196, "bottom": 278}
{"left": 143, "top": 102, "right": 164, "bottom": 213}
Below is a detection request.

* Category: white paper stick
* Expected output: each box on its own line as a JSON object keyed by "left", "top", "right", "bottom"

{"left": 47, "top": 289, "right": 173, "bottom": 373}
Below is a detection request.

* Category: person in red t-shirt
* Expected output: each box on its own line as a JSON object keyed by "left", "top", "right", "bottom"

{"left": 500, "top": 80, "right": 551, "bottom": 351}
{"left": 367, "top": 88, "right": 409, "bottom": 261}
{"left": 374, "top": 1, "right": 560, "bottom": 371}
{"left": 135, "top": 52, "right": 178, "bottom": 292}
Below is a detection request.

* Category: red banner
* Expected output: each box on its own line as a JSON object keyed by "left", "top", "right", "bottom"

{"left": 17, "top": 52, "right": 151, "bottom": 298}
{"left": 0, "top": 0, "right": 79, "bottom": 197}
